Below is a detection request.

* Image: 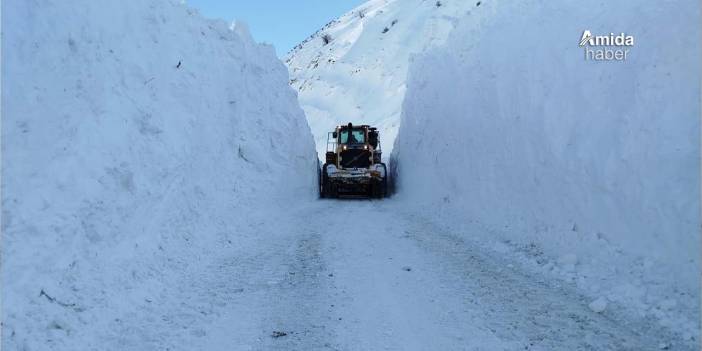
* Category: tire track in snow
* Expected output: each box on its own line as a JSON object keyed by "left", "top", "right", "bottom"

{"left": 286, "top": 200, "right": 694, "bottom": 350}
{"left": 256, "top": 228, "right": 338, "bottom": 350}
{"left": 396, "top": 209, "right": 695, "bottom": 350}
{"left": 198, "top": 210, "right": 340, "bottom": 351}
{"left": 133, "top": 199, "right": 692, "bottom": 350}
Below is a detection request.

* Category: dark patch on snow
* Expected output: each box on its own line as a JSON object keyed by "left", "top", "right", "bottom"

{"left": 271, "top": 331, "right": 288, "bottom": 338}
{"left": 238, "top": 146, "right": 250, "bottom": 162}
{"left": 39, "top": 289, "right": 82, "bottom": 312}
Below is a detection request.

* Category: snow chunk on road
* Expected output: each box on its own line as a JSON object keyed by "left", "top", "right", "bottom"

{"left": 588, "top": 297, "right": 608, "bottom": 313}
{"left": 492, "top": 241, "right": 511, "bottom": 254}
{"left": 557, "top": 254, "right": 578, "bottom": 266}
{"left": 659, "top": 299, "right": 677, "bottom": 311}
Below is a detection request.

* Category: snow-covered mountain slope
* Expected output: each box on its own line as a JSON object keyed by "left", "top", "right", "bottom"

{"left": 285, "top": 0, "right": 475, "bottom": 158}
{"left": 2, "top": 0, "right": 316, "bottom": 349}
{"left": 392, "top": 0, "right": 700, "bottom": 342}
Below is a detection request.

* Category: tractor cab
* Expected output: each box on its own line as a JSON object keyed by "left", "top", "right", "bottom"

{"left": 326, "top": 123, "right": 381, "bottom": 168}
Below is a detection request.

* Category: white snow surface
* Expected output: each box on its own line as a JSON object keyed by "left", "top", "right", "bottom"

{"left": 392, "top": 0, "right": 700, "bottom": 340}
{"left": 3, "top": 0, "right": 700, "bottom": 349}
{"left": 285, "top": 0, "right": 473, "bottom": 159}
{"left": 2, "top": 0, "right": 317, "bottom": 349}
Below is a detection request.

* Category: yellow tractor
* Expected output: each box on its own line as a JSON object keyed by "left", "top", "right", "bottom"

{"left": 320, "top": 123, "right": 387, "bottom": 198}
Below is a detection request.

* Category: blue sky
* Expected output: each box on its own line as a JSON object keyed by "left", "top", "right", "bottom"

{"left": 187, "top": 1, "right": 366, "bottom": 57}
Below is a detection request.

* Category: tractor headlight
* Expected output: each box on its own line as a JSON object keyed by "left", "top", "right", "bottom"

{"left": 326, "top": 165, "right": 338, "bottom": 174}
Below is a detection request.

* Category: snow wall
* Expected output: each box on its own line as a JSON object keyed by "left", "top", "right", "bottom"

{"left": 2, "top": 0, "right": 317, "bottom": 348}
{"left": 392, "top": 0, "right": 700, "bottom": 335}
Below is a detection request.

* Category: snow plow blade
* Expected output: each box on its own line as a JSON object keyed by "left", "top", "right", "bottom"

{"left": 325, "top": 169, "right": 385, "bottom": 198}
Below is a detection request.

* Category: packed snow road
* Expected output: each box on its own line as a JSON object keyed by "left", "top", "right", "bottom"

{"left": 132, "top": 199, "right": 689, "bottom": 351}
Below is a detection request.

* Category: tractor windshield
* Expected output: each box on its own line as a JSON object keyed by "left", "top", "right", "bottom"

{"left": 340, "top": 129, "right": 365, "bottom": 144}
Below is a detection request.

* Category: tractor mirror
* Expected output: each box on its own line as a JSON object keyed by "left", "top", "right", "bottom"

{"left": 332, "top": 131, "right": 337, "bottom": 138}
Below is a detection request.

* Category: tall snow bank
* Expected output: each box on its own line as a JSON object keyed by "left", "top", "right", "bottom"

{"left": 393, "top": 0, "right": 699, "bottom": 339}
{"left": 2, "top": 0, "right": 316, "bottom": 349}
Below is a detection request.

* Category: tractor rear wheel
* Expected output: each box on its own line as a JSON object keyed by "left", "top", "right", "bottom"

{"left": 321, "top": 165, "right": 330, "bottom": 198}
{"left": 321, "top": 164, "right": 339, "bottom": 198}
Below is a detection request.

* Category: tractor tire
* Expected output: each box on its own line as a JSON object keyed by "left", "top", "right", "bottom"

{"left": 321, "top": 164, "right": 336, "bottom": 198}
{"left": 372, "top": 163, "right": 388, "bottom": 199}
{"left": 330, "top": 184, "right": 339, "bottom": 198}
{"left": 320, "top": 164, "right": 329, "bottom": 198}
{"left": 318, "top": 163, "right": 323, "bottom": 198}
